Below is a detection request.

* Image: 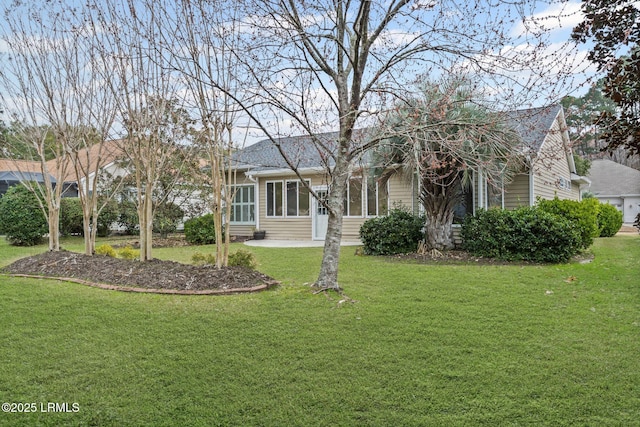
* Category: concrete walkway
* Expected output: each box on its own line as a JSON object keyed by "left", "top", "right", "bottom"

{"left": 244, "top": 239, "right": 361, "bottom": 248}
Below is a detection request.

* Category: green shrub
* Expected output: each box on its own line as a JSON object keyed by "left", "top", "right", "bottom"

{"left": 537, "top": 197, "right": 599, "bottom": 250}
{"left": 60, "top": 198, "right": 84, "bottom": 236}
{"left": 96, "top": 200, "right": 119, "bottom": 237}
{"left": 461, "top": 207, "right": 581, "bottom": 263}
{"left": 117, "top": 200, "right": 139, "bottom": 235}
{"left": 0, "top": 185, "right": 48, "bottom": 246}
{"left": 95, "top": 244, "right": 117, "bottom": 258}
{"left": 192, "top": 252, "right": 216, "bottom": 266}
{"left": 117, "top": 245, "right": 139, "bottom": 260}
{"left": 597, "top": 203, "right": 623, "bottom": 237}
{"left": 184, "top": 214, "right": 219, "bottom": 245}
{"left": 153, "top": 202, "right": 184, "bottom": 238}
{"left": 228, "top": 249, "right": 257, "bottom": 269}
{"left": 359, "top": 208, "right": 424, "bottom": 255}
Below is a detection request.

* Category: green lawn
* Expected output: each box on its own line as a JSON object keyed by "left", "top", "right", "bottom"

{"left": 1, "top": 235, "right": 639, "bottom": 426}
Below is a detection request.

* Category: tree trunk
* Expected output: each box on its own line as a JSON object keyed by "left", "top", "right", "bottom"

{"left": 423, "top": 195, "right": 456, "bottom": 251}
{"left": 314, "top": 156, "right": 349, "bottom": 290}
{"left": 48, "top": 205, "right": 60, "bottom": 252}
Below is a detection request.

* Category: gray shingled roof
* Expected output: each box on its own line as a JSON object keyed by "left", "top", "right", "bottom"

{"left": 503, "top": 104, "right": 562, "bottom": 154}
{"left": 234, "top": 105, "right": 562, "bottom": 172}
{"left": 588, "top": 159, "right": 640, "bottom": 196}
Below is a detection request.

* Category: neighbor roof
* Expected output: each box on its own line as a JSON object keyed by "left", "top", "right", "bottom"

{"left": 588, "top": 159, "right": 640, "bottom": 196}
{"left": 233, "top": 105, "right": 564, "bottom": 172}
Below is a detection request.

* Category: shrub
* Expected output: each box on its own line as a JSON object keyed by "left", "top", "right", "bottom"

{"left": 192, "top": 252, "right": 216, "bottom": 266}
{"left": 184, "top": 214, "right": 219, "bottom": 245}
{"left": 95, "top": 244, "right": 117, "bottom": 258}
{"left": 597, "top": 203, "right": 623, "bottom": 237}
{"left": 635, "top": 213, "right": 640, "bottom": 234}
{"left": 153, "top": 202, "right": 184, "bottom": 238}
{"left": 0, "top": 185, "right": 48, "bottom": 246}
{"left": 228, "top": 249, "right": 257, "bottom": 269}
{"left": 117, "top": 245, "right": 139, "bottom": 260}
{"left": 117, "top": 200, "right": 139, "bottom": 235}
{"left": 60, "top": 198, "right": 84, "bottom": 236}
{"left": 461, "top": 207, "right": 581, "bottom": 263}
{"left": 96, "top": 200, "right": 120, "bottom": 237}
{"left": 359, "top": 208, "right": 424, "bottom": 255}
{"left": 537, "top": 197, "right": 599, "bottom": 250}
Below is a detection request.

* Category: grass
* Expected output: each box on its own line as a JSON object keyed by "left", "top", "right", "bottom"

{"left": 1, "top": 235, "right": 639, "bottom": 426}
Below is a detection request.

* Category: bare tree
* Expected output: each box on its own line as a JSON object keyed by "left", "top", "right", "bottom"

{"left": 91, "top": 0, "right": 197, "bottom": 261}
{"left": 198, "top": 0, "right": 578, "bottom": 290}
{"left": 153, "top": 0, "right": 251, "bottom": 268}
{"left": 0, "top": 3, "right": 78, "bottom": 251}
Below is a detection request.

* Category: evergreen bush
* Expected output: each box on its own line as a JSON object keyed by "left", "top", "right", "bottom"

{"left": 461, "top": 207, "right": 581, "bottom": 263}
{"left": 597, "top": 203, "right": 623, "bottom": 237}
{"left": 359, "top": 208, "right": 424, "bottom": 255}
{"left": 0, "top": 185, "right": 48, "bottom": 246}
{"left": 184, "top": 214, "right": 219, "bottom": 245}
{"left": 60, "top": 198, "right": 84, "bottom": 236}
{"left": 537, "top": 197, "right": 599, "bottom": 250}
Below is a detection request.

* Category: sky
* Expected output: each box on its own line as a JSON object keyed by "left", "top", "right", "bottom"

{"left": 0, "top": 0, "right": 606, "bottom": 147}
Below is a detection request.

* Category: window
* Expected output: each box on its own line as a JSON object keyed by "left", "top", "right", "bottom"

{"left": 366, "top": 179, "right": 388, "bottom": 216}
{"left": 453, "top": 182, "right": 474, "bottom": 223}
{"left": 286, "top": 180, "right": 310, "bottom": 216}
{"left": 558, "top": 176, "right": 571, "bottom": 191}
{"left": 230, "top": 185, "right": 255, "bottom": 224}
{"left": 344, "top": 177, "right": 363, "bottom": 216}
{"left": 266, "top": 181, "right": 283, "bottom": 217}
{"left": 487, "top": 180, "right": 503, "bottom": 209}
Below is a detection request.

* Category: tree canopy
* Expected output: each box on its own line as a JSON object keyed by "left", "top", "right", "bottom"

{"left": 572, "top": 1, "right": 640, "bottom": 156}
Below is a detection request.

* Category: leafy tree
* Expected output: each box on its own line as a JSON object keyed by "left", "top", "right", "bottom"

{"left": 374, "top": 78, "right": 523, "bottom": 252}
{"left": 561, "top": 79, "right": 616, "bottom": 156}
{"left": 572, "top": 1, "right": 640, "bottom": 156}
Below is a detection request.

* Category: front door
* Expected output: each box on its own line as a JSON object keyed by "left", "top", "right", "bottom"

{"left": 312, "top": 187, "right": 329, "bottom": 241}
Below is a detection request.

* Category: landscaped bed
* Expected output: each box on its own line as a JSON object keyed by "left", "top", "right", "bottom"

{"left": 2, "top": 250, "right": 278, "bottom": 294}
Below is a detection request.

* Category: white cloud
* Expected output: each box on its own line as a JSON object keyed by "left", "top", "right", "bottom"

{"left": 512, "top": 1, "right": 584, "bottom": 38}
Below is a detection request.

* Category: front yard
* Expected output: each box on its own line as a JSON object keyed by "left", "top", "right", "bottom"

{"left": 1, "top": 235, "right": 639, "bottom": 426}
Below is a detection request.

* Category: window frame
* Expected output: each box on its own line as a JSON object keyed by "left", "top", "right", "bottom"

{"left": 285, "top": 179, "right": 311, "bottom": 217}
{"left": 266, "top": 180, "right": 284, "bottom": 217}
{"left": 229, "top": 184, "right": 256, "bottom": 225}
{"left": 366, "top": 178, "right": 389, "bottom": 217}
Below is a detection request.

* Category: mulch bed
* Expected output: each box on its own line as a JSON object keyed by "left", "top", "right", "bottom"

{"left": 2, "top": 251, "right": 278, "bottom": 295}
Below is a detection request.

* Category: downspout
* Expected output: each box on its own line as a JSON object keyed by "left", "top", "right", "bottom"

{"left": 526, "top": 155, "right": 535, "bottom": 206}
{"left": 246, "top": 172, "right": 259, "bottom": 231}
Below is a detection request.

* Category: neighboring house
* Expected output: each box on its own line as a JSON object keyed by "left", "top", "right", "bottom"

{"left": 587, "top": 159, "right": 640, "bottom": 223}
{"left": 0, "top": 158, "right": 77, "bottom": 197}
{"left": 228, "top": 104, "right": 590, "bottom": 242}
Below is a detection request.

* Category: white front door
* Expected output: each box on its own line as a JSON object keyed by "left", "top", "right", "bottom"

{"left": 312, "top": 187, "right": 329, "bottom": 241}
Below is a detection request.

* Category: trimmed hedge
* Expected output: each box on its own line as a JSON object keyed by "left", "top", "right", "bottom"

{"left": 461, "top": 207, "right": 581, "bottom": 263}
{"left": 184, "top": 214, "right": 220, "bottom": 245}
{"left": 537, "top": 197, "right": 599, "bottom": 250}
{"left": 0, "top": 185, "right": 48, "bottom": 246}
{"left": 359, "top": 209, "right": 424, "bottom": 255}
{"left": 597, "top": 203, "right": 623, "bottom": 237}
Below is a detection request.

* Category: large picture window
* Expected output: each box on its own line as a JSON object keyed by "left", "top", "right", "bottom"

{"left": 266, "top": 181, "right": 283, "bottom": 217}
{"left": 286, "top": 180, "right": 310, "bottom": 216}
{"left": 230, "top": 185, "right": 255, "bottom": 224}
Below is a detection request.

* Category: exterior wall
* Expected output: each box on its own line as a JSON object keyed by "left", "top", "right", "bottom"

{"left": 227, "top": 170, "right": 413, "bottom": 241}
{"left": 504, "top": 172, "right": 531, "bottom": 209}
{"left": 530, "top": 116, "right": 578, "bottom": 202}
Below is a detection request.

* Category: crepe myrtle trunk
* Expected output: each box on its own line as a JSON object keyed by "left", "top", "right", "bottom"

{"left": 314, "top": 155, "right": 350, "bottom": 290}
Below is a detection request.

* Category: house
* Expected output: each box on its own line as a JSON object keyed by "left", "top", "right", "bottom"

{"left": 587, "top": 159, "right": 640, "bottom": 223}
{"left": 0, "top": 158, "right": 78, "bottom": 197}
{"left": 228, "top": 104, "right": 590, "bottom": 242}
